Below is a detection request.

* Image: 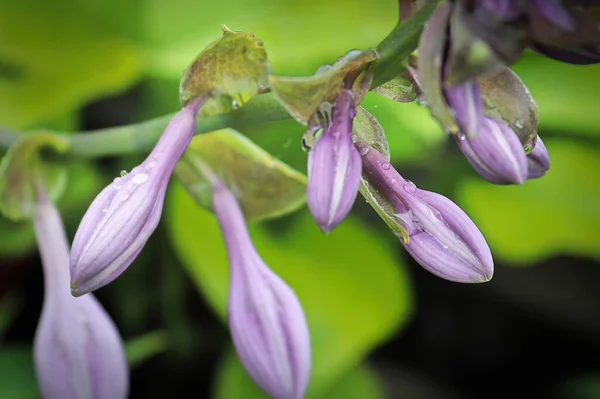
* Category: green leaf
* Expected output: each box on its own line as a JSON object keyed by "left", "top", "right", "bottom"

{"left": 457, "top": 139, "right": 600, "bottom": 264}
{"left": 0, "top": 8, "right": 141, "bottom": 129}
{"left": 371, "top": 76, "right": 417, "bottom": 103}
{"left": 124, "top": 330, "right": 169, "bottom": 368}
{"left": 0, "top": 132, "right": 68, "bottom": 221}
{"left": 166, "top": 182, "right": 413, "bottom": 396}
{"left": 213, "top": 351, "right": 386, "bottom": 399}
{"left": 269, "top": 49, "right": 378, "bottom": 124}
{"left": 179, "top": 26, "right": 271, "bottom": 110}
{"left": 0, "top": 346, "right": 38, "bottom": 399}
{"left": 175, "top": 128, "right": 307, "bottom": 221}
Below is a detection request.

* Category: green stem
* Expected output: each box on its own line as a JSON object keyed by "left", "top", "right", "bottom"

{"left": 0, "top": 0, "right": 440, "bottom": 158}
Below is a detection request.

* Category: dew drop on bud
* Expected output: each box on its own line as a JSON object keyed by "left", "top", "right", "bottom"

{"left": 132, "top": 173, "right": 148, "bottom": 184}
{"left": 359, "top": 146, "right": 370, "bottom": 156}
{"left": 112, "top": 177, "right": 122, "bottom": 189}
{"left": 404, "top": 181, "right": 416, "bottom": 193}
{"left": 381, "top": 162, "right": 391, "bottom": 170}
{"left": 457, "top": 133, "right": 466, "bottom": 141}
{"left": 120, "top": 170, "right": 128, "bottom": 178}
{"left": 351, "top": 134, "right": 358, "bottom": 143}
{"left": 515, "top": 119, "right": 524, "bottom": 128}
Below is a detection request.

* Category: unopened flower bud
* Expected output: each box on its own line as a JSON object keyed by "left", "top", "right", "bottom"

{"left": 306, "top": 88, "right": 362, "bottom": 232}
{"left": 70, "top": 97, "right": 205, "bottom": 295}
{"left": 212, "top": 179, "right": 311, "bottom": 399}
{"left": 361, "top": 144, "right": 494, "bottom": 283}
{"left": 527, "top": 136, "right": 550, "bottom": 179}
{"left": 34, "top": 188, "right": 128, "bottom": 399}
{"left": 457, "top": 117, "right": 528, "bottom": 184}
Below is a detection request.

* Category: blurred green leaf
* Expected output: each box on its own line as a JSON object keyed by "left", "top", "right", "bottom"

{"left": 512, "top": 52, "right": 600, "bottom": 136}
{"left": 124, "top": 330, "right": 169, "bottom": 368}
{"left": 457, "top": 139, "right": 600, "bottom": 264}
{"left": 0, "top": 133, "right": 68, "bottom": 221}
{"left": 558, "top": 372, "right": 600, "bottom": 399}
{"left": 175, "top": 128, "right": 307, "bottom": 221}
{"left": 141, "top": 0, "right": 396, "bottom": 79}
{"left": 179, "top": 26, "right": 270, "bottom": 110}
{"left": 0, "top": 8, "right": 141, "bottom": 129}
{"left": 166, "top": 182, "right": 413, "bottom": 396}
{"left": 0, "top": 346, "right": 38, "bottom": 399}
{"left": 372, "top": 76, "right": 417, "bottom": 103}
{"left": 213, "top": 350, "right": 386, "bottom": 399}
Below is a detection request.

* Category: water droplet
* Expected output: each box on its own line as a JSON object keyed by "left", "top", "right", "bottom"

{"left": 457, "top": 133, "right": 466, "bottom": 141}
{"left": 132, "top": 173, "right": 148, "bottom": 184}
{"left": 120, "top": 170, "right": 128, "bottom": 178}
{"left": 515, "top": 119, "right": 524, "bottom": 128}
{"left": 442, "top": 244, "right": 449, "bottom": 250}
{"left": 232, "top": 99, "right": 239, "bottom": 109}
{"left": 431, "top": 208, "right": 444, "bottom": 222}
{"left": 359, "top": 146, "right": 370, "bottom": 156}
{"left": 102, "top": 208, "right": 108, "bottom": 213}
{"left": 391, "top": 178, "right": 397, "bottom": 184}
{"left": 351, "top": 134, "right": 358, "bottom": 143}
{"left": 112, "top": 177, "right": 122, "bottom": 189}
{"left": 381, "top": 162, "right": 391, "bottom": 170}
{"left": 404, "top": 181, "right": 416, "bottom": 193}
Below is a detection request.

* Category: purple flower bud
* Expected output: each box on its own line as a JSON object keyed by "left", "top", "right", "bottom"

{"left": 527, "top": 136, "right": 550, "bottom": 179}
{"left": 457, "top": 117, "right": 528, "bottom": 184}
{"left": 306, "top": 88, "right": 362, "bottom": 232}
{"left": 531, "top": 0, "right": 576, "bottom": 32}
{"left": 34, "top": 188, "right": 128, "bottom": 399}
{"left": 70, "top": 98, "right": 204, "bottom": 295}
{"left": 360, "top": 144, "right": 494, "bottom": 283}
{"left": 212, "top": 180, "right": 311, "bottom": 399}
{"left": 443, "top": 80, "right": 485, "bottom": 138}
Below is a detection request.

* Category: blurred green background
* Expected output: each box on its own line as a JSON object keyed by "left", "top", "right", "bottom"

{"left": 1, "top": 0, "right": 600, "bottom": 398}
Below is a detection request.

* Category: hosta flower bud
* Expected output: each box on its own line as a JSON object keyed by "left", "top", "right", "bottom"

{"left": 360, "top": 143, "right": 493, "bottom": 283}
{"left": 34, "top": 188, "right": 128, "bottom": 399}
{"left": 527, "top": 136, "right": 550, "bottom": 179}
{"left": 70, "top": 98, "right": 205, "bottom": 295}
{"left": 456, "top": 117, "right": 528, "bottom": 185}
{"left": 306, "top": 88, "right": 362, "bottom": 232}
{"left": 212, "top": 179, "right": 311, "bottom": 399}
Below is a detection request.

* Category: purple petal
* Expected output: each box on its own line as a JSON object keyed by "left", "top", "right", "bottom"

{"left": 307, "top": 89, "right": 362, "bottom": 232}
{"left": 527, "top": 136, "right": 550, "bottom": 179}
{"left": 443, "top": 80, "right": 485, "bottom": 138}
{"left": 70, "top": 101, "right": 202, "bottom": 295}
{"left": 457, "top": 117, "right": 528, "bottom": 184}
{"left": 213, "top": 181, "right": 311, "bottom": 399}
{"left": 34, "top": 191, "right": 128, "bottom": 399}
{"left": 531, "top": 0, "right": 577, "bottom": 31}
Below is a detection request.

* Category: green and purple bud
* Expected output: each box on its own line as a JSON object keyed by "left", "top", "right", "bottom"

{"left": 70, "top": 97, "right": 205, "bottom": 296}
{"left": 360, "top": 143, "right": 494, "bottom": 283}
{"left": 306, "top": 88, "right": 362, "bottom": 232}
{"left": 212, "top": 179, "right": 311, "bottom": 399}
{"left": 34, "top": 188, "right": 128, "bottom": 399}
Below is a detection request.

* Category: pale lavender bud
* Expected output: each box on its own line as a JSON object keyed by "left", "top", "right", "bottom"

{"left": 70, "top": 98, "right": 205, "bottom": 295}
{"left": 527, "top": 136, "right": 550, "bottom": 179}
{"left": 307, "top": 88, "right": 362, "bottom": 233}
{"left": 212, "top": 180, "right": 311, "bottom": 399}
{"left": 457, "top": 117, "right": 528, "bottom": 184}
{"left": 360, "top": 144, "right": 494, "bottom": 283}
{"left": 34, "top": 188, "right": 128, "bottom": 399}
